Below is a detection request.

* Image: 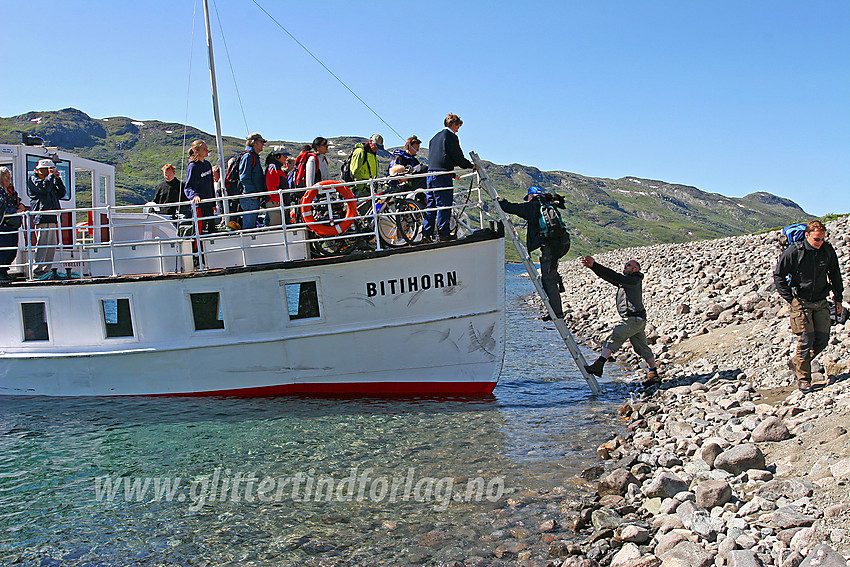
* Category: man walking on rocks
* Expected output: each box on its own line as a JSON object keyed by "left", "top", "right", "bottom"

{"left": 580, "top": 256, "right": 660, "bottom": 384}
{"left": 773, "top": 220, "right": 843, "bottom": 393}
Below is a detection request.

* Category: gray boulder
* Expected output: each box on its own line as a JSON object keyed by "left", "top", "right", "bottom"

{"left": 695, "top": 479, "right": 733, "bottom": 509}
{"left": 799, "top": 544, "right": 847, "bottom": 567}
{"left": 729, "top": 550, "right": 764, "bottom": 567}
{"left": 701, "top": 442, "right": 723, "bottom": 468}
{"left": 758, "top": 478, "right": 813, "bottom": 502}
{"left": 599, "top": 468, "right": 639, "bottom": 496}
{"left": 752, "top": 416, "right": 791, "bottom": 442}
{"left": 660, "top": 540, "right": 714, "bottom": 567}
{"left": 644, "top": 471, "right": 689, "bottom": 499}
{"left": 714, "top": 443, "right": 766, "bottom": 474}
{"left": 772, "top": 506, "right": 816, "bottom": 530}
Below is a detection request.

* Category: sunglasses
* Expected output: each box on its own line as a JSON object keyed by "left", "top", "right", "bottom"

{"left": 812, "top": 237, "right": 825, "bottom": 242}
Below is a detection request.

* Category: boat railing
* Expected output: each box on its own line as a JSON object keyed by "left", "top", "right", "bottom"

{"left": 0, "top": 169, "right": 499, "bottom": 281}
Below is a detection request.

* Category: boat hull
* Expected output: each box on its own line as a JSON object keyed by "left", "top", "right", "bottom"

{"left": 0, "top": 235, "right": 506, "bottom": 396}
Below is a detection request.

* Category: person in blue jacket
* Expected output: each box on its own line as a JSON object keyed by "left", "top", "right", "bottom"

{"left": 423, "top": 114, "right": 474, "bottom": 242}
{"left": 239, "top": 132, "right": 267, "bottom": 230}
{"left": 184, "top": 140, "right": 217, "bottom": 234}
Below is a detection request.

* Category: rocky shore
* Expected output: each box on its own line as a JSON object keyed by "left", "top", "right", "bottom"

{"left": 535, "top": 216, "right": 850, "bottom": 566}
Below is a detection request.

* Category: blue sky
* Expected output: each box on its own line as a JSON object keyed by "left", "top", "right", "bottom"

{"left": 2, "top": 1, "right": 848, "bottom": 215}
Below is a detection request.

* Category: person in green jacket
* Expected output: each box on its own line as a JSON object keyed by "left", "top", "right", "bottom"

{"left": 350, "top": 134, "right": 383, "bottom": 197}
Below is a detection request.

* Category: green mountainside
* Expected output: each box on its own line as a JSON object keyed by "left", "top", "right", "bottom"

{"left": 1, "top": 108, "right": 807, "bottom": 260}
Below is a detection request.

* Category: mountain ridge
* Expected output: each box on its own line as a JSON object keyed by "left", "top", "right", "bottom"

{"left": 0, "top": 108, "right": 808, "bottom": 258}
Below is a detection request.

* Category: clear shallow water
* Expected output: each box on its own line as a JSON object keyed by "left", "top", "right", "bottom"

{"left": 0, "top": 264, "right": 631, "bottom": 566}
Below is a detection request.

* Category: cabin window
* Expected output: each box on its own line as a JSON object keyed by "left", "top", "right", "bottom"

{"left": 26, "top": 155, "right": 72, "bottom": 201}
{"left": 21, "top": 302, "right": 49, "bottom": 341}
{"left": 190, "top": 292, "right": 225, "bottom": 331}
{"left": 283, "top": 281, "right": 320, "bottom": 320}
{"left": 101, "top": 298, "right": 134, "bottom": 338}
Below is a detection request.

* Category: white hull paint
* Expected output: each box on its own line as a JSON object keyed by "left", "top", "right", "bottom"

{"left": 0, "top": 236, "right": 506, "bottom": 396}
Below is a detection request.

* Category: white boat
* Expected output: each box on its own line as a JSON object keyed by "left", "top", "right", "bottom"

{"left": 0, "top": 142, "right": 506, "bottom": 397}
{"left": 0, "top": 1, "right": 509, "bottom": 397}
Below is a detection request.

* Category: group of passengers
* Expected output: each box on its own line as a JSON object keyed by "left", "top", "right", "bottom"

{"left": 0, "top": 114, "right": 473, "bottom": 278}
{"left": 151, "top": 113, "right": 473, "bottom": 239}
{"left": 0, "top": 160, "right": 66, "bottom": 280}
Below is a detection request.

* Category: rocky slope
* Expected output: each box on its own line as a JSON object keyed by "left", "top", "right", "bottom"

{"left": 0, "top": 108, "right": 809, "bottom": 258}
{"left": 540, "top": 216, "right": 850, "bottom": 566}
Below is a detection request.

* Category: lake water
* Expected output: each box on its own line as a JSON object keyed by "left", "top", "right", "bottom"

{"left": 0, "top": 264, "right": 631, "bottom": 566}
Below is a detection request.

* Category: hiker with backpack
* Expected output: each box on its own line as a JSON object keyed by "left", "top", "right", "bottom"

{"left": 773, "top": 220, "right": 844, "bottom": 393}
{"left": 346, "top": 134, "right": 383, "bottom": 197}
{"left": 497, "top": 186, "right": 571, "bottom": 321}
{"left": 580, "top": 256, "right": 660, "bottom": 386}
{"left": 238, "top": 132, "right": 267, "bottom": 231}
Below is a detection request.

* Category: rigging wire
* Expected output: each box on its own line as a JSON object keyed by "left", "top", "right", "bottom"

{"left": 180, "top": 0, "right": 199, "bottom": 181}
{"left": 211, "top": 0, "right": 251, "bottom": 137}
{"left": 250, "top": 0, "right": 405, "bottom": 143}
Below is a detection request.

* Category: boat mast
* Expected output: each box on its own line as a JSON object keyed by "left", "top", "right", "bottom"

{"left": 202, "top": 0, "right": 227, "bottom": 175}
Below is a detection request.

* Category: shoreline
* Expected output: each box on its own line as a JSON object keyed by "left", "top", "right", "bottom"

{"left": 533, "top": 216, "right": 850, "bottom": 566}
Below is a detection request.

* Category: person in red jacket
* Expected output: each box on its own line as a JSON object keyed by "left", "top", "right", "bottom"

{"left": 264, "top": 150, "right": 291, "bottom": 226}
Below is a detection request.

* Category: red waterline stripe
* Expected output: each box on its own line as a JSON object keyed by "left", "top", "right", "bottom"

{"left": 149, "top": 381, "right": 498, "bottom": 398}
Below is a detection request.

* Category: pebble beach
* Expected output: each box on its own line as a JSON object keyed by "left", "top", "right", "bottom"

{"left": 538, "top": 216, "right": 850, "bottom": 567}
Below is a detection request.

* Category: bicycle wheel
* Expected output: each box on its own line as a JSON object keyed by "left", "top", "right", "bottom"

{"left": 381, "top": 198, "right": 423, "bottom": 246}
{"left": 310, "top": 236, "right": 357, "bottom": 257}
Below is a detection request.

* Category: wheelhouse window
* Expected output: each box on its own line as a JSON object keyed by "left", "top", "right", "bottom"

{"left": 102, "top": 298, "right": 134, "bottom": 338}
{"left": 190, "top": 292, "right": 225, "bottom": 331}
{"left": 283, "top": 281, "right": 320, "bottom": 320}
{"left": 21, "top": 302, "right": 49, "bottom": 341}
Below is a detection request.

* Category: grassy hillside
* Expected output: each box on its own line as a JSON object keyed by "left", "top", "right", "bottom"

{"left": 1, "top": 108, "right": 809, "bottom": 261}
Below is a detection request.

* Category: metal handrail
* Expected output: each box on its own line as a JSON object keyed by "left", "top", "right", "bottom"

{"left": 0, "top": 169, "right": 494, "bottom": 281}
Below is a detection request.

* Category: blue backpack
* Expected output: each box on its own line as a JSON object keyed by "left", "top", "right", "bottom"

{"left": 779, "top": 223, "right": 807, "bottom": 249}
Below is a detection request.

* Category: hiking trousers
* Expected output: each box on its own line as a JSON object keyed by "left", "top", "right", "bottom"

{"left": 604, "top": 316, "right": 654, "bottom": 362}
{"left": 789, "top": 298, "right": 831, "bottom": 381}
{"left": 539, "top": 243, "right": 565, "bottom": 318}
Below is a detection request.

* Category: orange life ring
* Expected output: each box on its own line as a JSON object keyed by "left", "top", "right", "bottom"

{"left": 300, "top": 180, "right": 357, "bottom": 236}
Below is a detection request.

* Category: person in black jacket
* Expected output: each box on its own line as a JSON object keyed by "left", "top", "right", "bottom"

{"left": 423, "top": 114, "right": 474, "bottom": 242}
{"left": 153, "top": 163, "right": 185, "bottom": 218}
{"left": 498, "top": 186, "right": 569, "bottom": 319}
{"left": 27, "top": 159, "right": 66, "bottom": 277}
{"left": 773, "top": 220, "right": 843, "bottom": 392}
{"left": 581, "top": 256, "right": 659, "bottom": 384}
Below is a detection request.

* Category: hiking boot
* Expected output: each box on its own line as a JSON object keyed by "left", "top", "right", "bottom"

{"left": 227, "top": 220, "right": 241, "bottom": 231}
{"left": 643, "top": 368, "right": 661, "bottom": 386}
{"left": 585, "top": 359, "right": 606, "bottom": 377}
{"left": 797, "top": 379, "right": 812, "bottom": 393}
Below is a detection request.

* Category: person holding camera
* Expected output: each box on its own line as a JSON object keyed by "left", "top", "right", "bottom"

{"left": 497, "top": 186, "right": 570, "bottom": 320}
{"left": 773, "top": 220, "right": 843, "bottom": 392}
{"left": 26, "top": 159, "right": 66, "bottom": 277}
{"left": 0, "top": 166, "right": 24, "bottom": 281}
{"left": 580, "top": 256, "right": 659, "bottom": 384}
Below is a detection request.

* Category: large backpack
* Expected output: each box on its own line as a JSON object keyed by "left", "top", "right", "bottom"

{"left": 538, "top": 198, "right": 571, "bottom": 258}
{"left": 538, "top": 200, "right": 566, "bottom": 237}
{"left": 294, "top": 151, "right": 319, "bottom": 188}
{"left": 779, "top": 223, "right": 807, "bottom": 249}
{"left": 224, "top": 150, "right": 255, "bottom": 193}
{"left": 340, "top": 151, "right": 355, "bottom": 183}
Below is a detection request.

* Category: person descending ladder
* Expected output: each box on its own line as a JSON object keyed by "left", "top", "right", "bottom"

{"left": 470, "top": 152, "right": 600, "bottom": 395}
